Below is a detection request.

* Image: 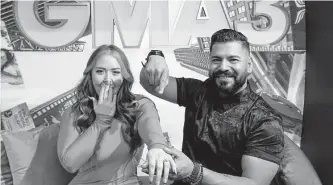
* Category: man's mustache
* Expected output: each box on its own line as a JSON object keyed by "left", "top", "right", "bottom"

{"left": 212, "top": 70, "right": 236, "bottom": 78}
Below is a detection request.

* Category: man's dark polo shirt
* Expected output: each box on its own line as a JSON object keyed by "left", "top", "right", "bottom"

{"left": 175, "top": 77, "right": 285, "bottom": 176}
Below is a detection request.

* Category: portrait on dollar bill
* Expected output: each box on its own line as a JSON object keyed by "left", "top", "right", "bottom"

{"left": 1, "top": 20, "right": 24, "bottom": 87}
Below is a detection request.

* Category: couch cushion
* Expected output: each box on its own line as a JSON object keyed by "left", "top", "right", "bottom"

{"left": 2, "top": 124, "right": 75, "bottom": 185}
{"left": 2, "top": 127, "right": 43, "bottom": 185}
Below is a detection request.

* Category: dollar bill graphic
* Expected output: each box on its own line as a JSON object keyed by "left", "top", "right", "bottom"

{"left": 1, "top": 20, "right": 25, "bottom": 86}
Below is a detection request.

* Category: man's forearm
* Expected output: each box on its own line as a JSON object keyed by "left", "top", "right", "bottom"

{"left": 201, "top": 167, "right": 256, "bottom": 185}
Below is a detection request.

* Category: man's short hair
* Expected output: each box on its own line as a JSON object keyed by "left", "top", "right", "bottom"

{"left": 210, "top": 29, "right": 250, "bottom": 52}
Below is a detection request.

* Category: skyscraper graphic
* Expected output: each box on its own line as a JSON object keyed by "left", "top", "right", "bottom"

{"left": 174, "top": 37, "right": 210, "bottom": 77}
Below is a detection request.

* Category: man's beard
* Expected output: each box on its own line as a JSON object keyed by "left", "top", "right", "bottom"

{"left": 210, "top": 70, "right": 247, "bottom": 96}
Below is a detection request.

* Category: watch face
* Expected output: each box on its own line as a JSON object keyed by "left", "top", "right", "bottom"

{"left": 148, "top": 50, "right": 164, "bottom": 59}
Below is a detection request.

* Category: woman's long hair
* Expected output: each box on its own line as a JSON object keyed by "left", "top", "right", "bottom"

{"left": 71, "top": 45, "right": 141, "bottom": 152}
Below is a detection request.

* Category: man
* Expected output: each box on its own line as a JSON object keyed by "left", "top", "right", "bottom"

{"left": 140, "top": 29, "right": 284, "bottom": 185}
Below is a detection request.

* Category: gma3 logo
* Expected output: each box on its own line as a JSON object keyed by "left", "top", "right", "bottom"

{"left": 13, "top": 0, "right": 294, "bottom": 49}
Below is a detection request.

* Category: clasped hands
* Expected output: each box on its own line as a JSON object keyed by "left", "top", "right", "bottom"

{"left": 141, "top": 147, "right": 195, "bottom": 185}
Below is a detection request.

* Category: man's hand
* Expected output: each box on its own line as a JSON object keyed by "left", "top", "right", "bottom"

{"left": 143, "top": 55, "right": 169, "bottom": 94}
{"left": 163, "top": 147, "right": 194, "bottom": 181}
{"left": 140, "top": 148, "right": 177, "bottom": 185}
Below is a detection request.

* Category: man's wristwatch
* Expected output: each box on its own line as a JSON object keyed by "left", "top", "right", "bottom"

{"left": 141, "top": 50, "right": 165, "bottom": 67}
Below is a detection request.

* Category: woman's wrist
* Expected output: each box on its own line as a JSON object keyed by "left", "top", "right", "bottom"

{"left": 148, "top": 142, "right": 169, "bottom": 150}
{"left": 95, "top": 115, "right": 113, "bottom": 130}
{"left": 95, "top": 114, "right": 113, "bottom": 122}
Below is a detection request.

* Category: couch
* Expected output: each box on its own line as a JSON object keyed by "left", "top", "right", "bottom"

{"left": 1, "top": 122, "right": 322, "bottom": 185}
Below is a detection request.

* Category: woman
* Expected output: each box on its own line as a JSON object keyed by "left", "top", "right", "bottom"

{"left": 57, "top": 45, "right": 176, "bottom": 185}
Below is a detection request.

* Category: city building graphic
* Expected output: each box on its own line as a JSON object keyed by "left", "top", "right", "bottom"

{"left": 174, "top": 37, "right": 210, "bottom": 77}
